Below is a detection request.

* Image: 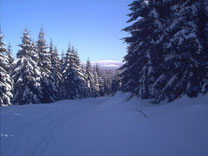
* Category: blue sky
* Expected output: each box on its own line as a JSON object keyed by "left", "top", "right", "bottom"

{"left": 1, "top": 0, "right": 130, "bottom": 62}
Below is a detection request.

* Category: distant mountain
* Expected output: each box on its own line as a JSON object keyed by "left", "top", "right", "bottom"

{"left": 91, "top": 60, "right": 123, "bottom": 69}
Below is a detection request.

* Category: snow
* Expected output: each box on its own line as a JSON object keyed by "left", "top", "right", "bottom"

{"left": 144, "top": 0, "right": 149, "bottom": 5}
{"left": 92, "top": 60, "right": 121, "bottom": 64}
{"left": 1, "top": 92, "right": 208, "bottom": 156}
{"left": 102, "top": 64, "right": 120, "bottom": 68}
{"left": 90, "top": 60, "right": 123, "bottom": 69}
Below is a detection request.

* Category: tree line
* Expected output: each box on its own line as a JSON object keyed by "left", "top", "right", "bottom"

{"left": 0, "top": 28, "right": 120, "bottom": 106}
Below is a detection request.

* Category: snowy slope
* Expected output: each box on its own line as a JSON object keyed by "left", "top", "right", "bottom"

{"left": 1, "top": 92, "right": 208, "bottom": 156}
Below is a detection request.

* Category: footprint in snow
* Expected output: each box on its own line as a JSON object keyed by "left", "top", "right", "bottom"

{"left": 14, "top": 113, "right": 22, "bottom": 116}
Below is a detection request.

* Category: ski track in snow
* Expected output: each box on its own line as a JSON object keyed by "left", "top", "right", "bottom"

{"left": 1, "top": 93, "right": 208, "bottom": 156}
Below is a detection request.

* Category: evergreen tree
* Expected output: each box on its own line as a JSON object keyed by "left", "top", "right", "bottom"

{"left": 49, "top": 40, "right": 62, "bottom": 99}
{"left": 37, "top": 28, "right": 57, "bottom": 103}
{"left": 62, "top": 45, "right": 88, "bottom": 99}
{"left": 7, "top": 43, "right": 14, "bottom": 71}
{"left": 60, "top": 49, "right": 66, "bottom": 99}
{"left": 0, "top": 32, "right": 13, "bottom": 106}
{"left": 121, "top": 0, "right": 208, "bottom": 103}
{"left": 103, "top": 79, "right": 112, "bottom": 96}
{"left": 60, "top": 49, "right": 65, "bottom": 69}
{"left": 85, "top": 59, "right": 97, "bottom": 97}
{"left": 111, "top": 75, "right": 120, "bottom": 95}
{"left": 120, "top": 0, "right": 163, "bottom": 99}
{"left": 201, "top": 0, "right": 208, "bottom": 94}
{"left": 54, "top": 46, "right": 62, "bottom": 82}
{"left": 92, "top": 66, "right": 100, "bottom": 96}
{"left": 153, "top": 0, "right": 208, "bottom": 103}
{"left": 94, "top": 64, "right": 105, "bottom": 96}
{"left": 12, "top": 29, "right": 42, "bottom": 105}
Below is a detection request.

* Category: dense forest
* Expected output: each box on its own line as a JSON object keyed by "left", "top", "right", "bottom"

{"left": 0, "top": 29, "right": 120, "bottom": 106}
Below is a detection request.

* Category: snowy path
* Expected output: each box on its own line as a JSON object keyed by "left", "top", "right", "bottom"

{"left": 1, "top": 93, "right": 208, "bottom": 156}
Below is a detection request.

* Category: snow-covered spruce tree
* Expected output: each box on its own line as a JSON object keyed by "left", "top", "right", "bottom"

{"left": 103, "top": 79, "right": 112, "bottom": 96}
{"left": 0, "top": 32, "right": 13, "bottom": 106}
{"left": 37, "top": 28, "right": 58, "bottom": 103}
{"left": 111, "top": 74, "right": 121, "bottom": 95}
{"left": 7, "top": 43, "right": 14, "bottom": 71}
{"left": 153, "top": 0, "right": 208, "bottom": 103}
{"left": 85, "top": 59, "right": 98, "bottom": 97}
{"left": 49, "top": 40, "right": 62, "bottom": 99}
{"left": 80, "top": 64, "right": 90, "bottom": 94}
{"left": 60, "top": 49, "right": 66, "bottom": 69}
{"left": 120, "top": 0, "right": 164, "bottom": 99}
{"left": 59, "top": 49, "right": 66, "bottom": 99}
{"left": 201, "top": 0, "right": 208, "bottom": 94}
{"left": 100, "top": 69, "right": 116, "bottom": 95}
{"left": 92, "top": 66, "right": 100, "bottom": 96}
{"left": 62, "top": 45, "right": 88, "bottom": 99}
{"left": 121, "top": 0, "right": 208, "bottom": 103}
{"left": 12, "top": 29, "right": 42, "bottom": 105}
{"left": 94, "top": 64, "right": 105, "bottom": 96}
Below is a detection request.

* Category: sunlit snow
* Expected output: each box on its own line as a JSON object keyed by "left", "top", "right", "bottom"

{"left": 1, "top": 92, "right": 208, "bottom": 156}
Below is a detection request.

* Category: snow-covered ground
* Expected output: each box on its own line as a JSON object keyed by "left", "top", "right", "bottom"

{"left": 1, "top": 92, "right": 208, "bottom": 156}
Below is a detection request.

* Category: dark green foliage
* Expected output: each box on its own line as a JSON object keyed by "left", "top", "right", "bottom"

{"left": 49, "top": 41, "right": 62, "bottom": 99}
{"left": 37, "top": 28, "right": 58, "bottom": 103}
{"left": 62, "top": 45, "right": 89, "bottom": 99}
{"left": 121, "top": 0, "right": 208, "bottom": 103}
